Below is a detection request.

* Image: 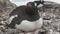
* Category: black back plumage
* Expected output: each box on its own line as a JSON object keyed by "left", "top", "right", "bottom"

{"left": 8, "top": 3, "right": 40, "bottom": 28}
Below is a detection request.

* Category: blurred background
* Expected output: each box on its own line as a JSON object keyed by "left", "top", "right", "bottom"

{"left": 0, "top": 0, "right": 60, "bottom": 34}
{"left": 10, "top": 0, "right": 60, "bottom": 6}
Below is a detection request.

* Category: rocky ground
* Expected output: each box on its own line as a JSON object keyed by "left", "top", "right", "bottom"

{"left": 0, "top": 0, "right": 60, "bottom": 34}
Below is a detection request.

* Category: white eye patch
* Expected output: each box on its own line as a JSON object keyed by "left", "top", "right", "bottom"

{"left": 37, "top": 4, "right": 43, "bottom": 8}
{"left": 34, "top": 3, "right": 37, "bottom": 6}
{"left": 34, "top": 2, "right": 43, "bottom": 8}
{"left": 8, "top": 15, "right": 18, "bottom": 24}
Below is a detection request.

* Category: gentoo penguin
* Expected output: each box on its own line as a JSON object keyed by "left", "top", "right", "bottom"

{"left": 7, "top": 1, "right": 44, "bottom": 34}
